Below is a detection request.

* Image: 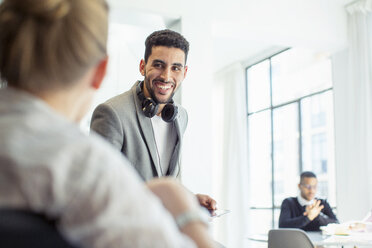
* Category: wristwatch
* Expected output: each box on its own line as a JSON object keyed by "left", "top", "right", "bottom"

{"left": 175, "top": 207, "right": 210, "bottom": 229}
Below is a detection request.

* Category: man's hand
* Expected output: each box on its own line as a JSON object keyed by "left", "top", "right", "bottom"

{"left": 303, "top": 199, "right": 324, "bottom": 221}
{"left": 196, "top": 194, "right": 217, "bottom": 211}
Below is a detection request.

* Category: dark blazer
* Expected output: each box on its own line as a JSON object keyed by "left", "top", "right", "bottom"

{"left": 278, "top": 197, "right": 339, "bottom": 231}
{"left": 90, "top": 81, "right": 188, "bottom": 181}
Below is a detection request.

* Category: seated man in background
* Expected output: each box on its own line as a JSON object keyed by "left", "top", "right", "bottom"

{"left": 279, "top": 171, "right": 338, "bottom": 231}
{"left": 0, "top": 0, "right": 214, "bottom": 247}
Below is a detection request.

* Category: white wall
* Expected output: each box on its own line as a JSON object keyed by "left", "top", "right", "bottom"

{"left": 179, "top": 12, "right": 215, "bottom": 195}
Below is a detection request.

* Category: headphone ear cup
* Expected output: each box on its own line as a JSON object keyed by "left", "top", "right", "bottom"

{"left": 161, "top": 103, "right": 178, "bottom": 122}
{"left": 142, "top": 98, "right": 159, "bottom": 118}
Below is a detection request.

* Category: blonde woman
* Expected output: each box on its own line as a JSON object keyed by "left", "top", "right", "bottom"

{"left": 0, "top": 0, "right": 214, "bottom": 247}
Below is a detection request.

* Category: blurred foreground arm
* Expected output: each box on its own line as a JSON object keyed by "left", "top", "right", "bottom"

{"left": 147, "top": 179, "right": 215, "bottom": 248}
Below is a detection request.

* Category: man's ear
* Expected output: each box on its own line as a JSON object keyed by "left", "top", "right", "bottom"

{"left": 183, "top": 65, "right": 188, "bottom": 78}
{"left": 139, "top": 59, "right": 146, "bottom": 76}
{"left": 91, "top": 56, "right": 108, "bottom": 90}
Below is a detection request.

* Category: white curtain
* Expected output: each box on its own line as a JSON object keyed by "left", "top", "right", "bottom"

{"left": 335, "top": 0, "right": 372, "bottom": 221}
{"left": 212, "top": 63, "right": 250, "bottom": 248}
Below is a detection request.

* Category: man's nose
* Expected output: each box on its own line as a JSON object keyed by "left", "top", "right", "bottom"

{"left": 160, "top": 67, "right": 172, "bottom": 82}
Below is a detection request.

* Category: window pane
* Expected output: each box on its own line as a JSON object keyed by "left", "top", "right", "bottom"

{"left": 247, "top": 60, "right": 271, "bottom": 113}
{"left": 246, "top": 48, "right": 336, "bottom": 233}
{"left": 248, "top": 110, "right": 272, "bottom": 207}
{"left": 301, "top": 91, "right": 336, "bottom": 206}
{"left": 273, "top": 103, "right": 300, "bottom": 207}
{"left": 271, "top": 48, "right": 332, "bottom": 105}
{"left": 274, "top": 208, "right": 281, "bottom": 228}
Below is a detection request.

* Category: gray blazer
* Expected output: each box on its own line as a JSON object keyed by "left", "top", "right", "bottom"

{"left": 90, "top": 81, "right": 188, "bottom": 181}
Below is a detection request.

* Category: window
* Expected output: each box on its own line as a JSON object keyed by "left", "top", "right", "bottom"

{"left": 246, "top": 48, "right": 335, "bottom": 234}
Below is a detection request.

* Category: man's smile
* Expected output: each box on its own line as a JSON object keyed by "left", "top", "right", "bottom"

{"left": 153, "top": 80, "right": 175, "bottom": 95}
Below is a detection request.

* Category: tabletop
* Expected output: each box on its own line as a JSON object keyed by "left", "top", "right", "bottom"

{"left": 248, "top": 231, "right": 372, "bottom": 247}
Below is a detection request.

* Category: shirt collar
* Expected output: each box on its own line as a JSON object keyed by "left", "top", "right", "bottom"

{"left": 297, "top": 193, "right": 315, "bottom": 207}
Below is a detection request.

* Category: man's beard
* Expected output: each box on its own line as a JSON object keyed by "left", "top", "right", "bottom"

{"left": 144, "top": 77, "right": 175, "bottom": 104}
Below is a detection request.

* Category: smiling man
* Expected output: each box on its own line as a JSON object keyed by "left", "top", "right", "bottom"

{"left": 278, "top": 171, "right": 339, "bottom": 231}
{"left": 90, "top": 29, "right": 217, "bottom": 211}
{"left": 142, "top": 46, "right": 185, "bottom": 105}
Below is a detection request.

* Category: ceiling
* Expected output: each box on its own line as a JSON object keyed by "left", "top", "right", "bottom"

{"left": 108, "top": 0, "right": 356, "bottom": 72}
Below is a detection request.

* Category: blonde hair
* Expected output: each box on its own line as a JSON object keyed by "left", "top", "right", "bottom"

{"left": 0, "top": 0, "right": 108, "bottom": 91}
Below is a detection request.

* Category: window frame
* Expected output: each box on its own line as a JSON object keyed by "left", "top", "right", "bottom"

{"left": 245, "top": 48, "right": 335, "bottom": 228}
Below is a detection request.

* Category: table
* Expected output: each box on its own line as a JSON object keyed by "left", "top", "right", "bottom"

{"left": 248, "top": 231, "right": 372, "bottom": 247}
{"left": 313, "top": 232, "right": 372, "bottom": 247}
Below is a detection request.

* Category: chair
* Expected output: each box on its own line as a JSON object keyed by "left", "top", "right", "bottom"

{"left": 0, "top": 209, "right": 79, "bottom": 248}
{"left": 268, "top": 228, "right": 314, "bottom": 248}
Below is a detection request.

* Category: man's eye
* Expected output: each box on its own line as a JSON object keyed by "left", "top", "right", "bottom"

{"left": 172, "top": 66, "right": 181, "bottom": 71}
{"left": 154, "top": 63, "right": 163, "bottom": 68}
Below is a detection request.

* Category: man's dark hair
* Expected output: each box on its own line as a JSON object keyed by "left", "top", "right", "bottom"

{"left": 300, "top": 171, "right": 317, "bottom": 184}
{"left": 144, "top": 29, "right": 189, "bottom": 63}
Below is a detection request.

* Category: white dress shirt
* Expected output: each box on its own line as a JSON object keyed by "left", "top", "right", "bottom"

{"left": 297, "top": 194, "right": 315, "bottom": 207}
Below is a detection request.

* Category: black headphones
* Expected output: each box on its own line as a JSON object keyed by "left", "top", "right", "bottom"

{"left": 136, "top": 81, "right": 178, "bottom": 123}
